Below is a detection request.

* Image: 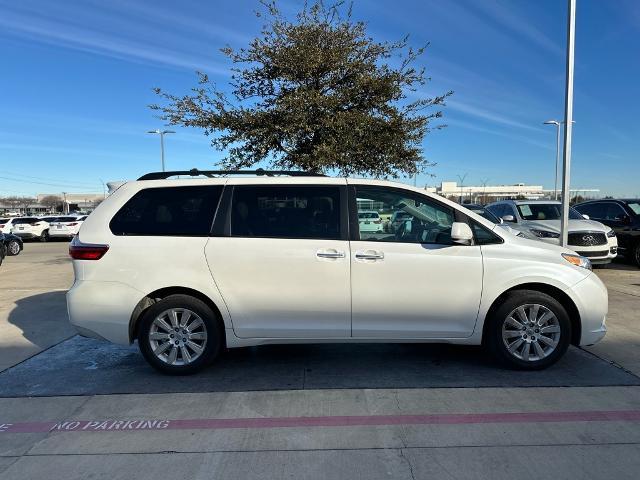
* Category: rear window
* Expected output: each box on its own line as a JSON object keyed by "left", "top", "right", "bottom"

{"left": 0, "top": 219, "right": 8, "bottom": 223}
{"left": 13, "top": 218, "right": 39, "bottom": 224}
{"left": 56, "top": 217, "right": 80, "bottom": 222}
{"left": 110, "top": 186, "right": 223, "bottom": 236}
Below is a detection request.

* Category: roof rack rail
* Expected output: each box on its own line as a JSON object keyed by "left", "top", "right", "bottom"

{"left": 137, "top": 168, "right": 325, "bottom": 181}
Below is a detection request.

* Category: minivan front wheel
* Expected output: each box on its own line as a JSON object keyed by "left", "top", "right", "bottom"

{"left": 487, "top": 290, "right": 571, "bottom": 370}
{"left": 138, "top": 295, "right": 221, "bottom": 375}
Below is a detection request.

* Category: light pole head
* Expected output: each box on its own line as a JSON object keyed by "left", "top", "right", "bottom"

{"left": 161, "top": 130, "right": 175, "bottom": 135}
{"left": 543, "top": 120, "right": 560, "bottom": 126}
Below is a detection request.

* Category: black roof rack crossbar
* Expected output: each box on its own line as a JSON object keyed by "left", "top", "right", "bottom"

{"left": 137, "top": 168, "right": 325, "bottom": 181}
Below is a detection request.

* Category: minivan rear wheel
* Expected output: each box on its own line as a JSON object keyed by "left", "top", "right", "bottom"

{"left": 486, "top": 290, "right": 571, "bottom": 370}
{"left": 138, "top": 295, "right": 222, "bottom": 375}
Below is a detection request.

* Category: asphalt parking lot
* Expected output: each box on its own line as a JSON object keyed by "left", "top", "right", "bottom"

{"left": 1, "top": 242, "right": 640, "bottom": 479}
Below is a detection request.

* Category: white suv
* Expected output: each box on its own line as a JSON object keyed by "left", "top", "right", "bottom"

{"left": 67, "top": 170, "right": 608, "bottom": 374}
{"left": 10, "top": 217, "right": 52, "bottom": 241}
{"left": 486, "top": 200, "right": 618, "bottom": 265}
{"left": 49, "top": 215, "right": 87, "bottom": 239}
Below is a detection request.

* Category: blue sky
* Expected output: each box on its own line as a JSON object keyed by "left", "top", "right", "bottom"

{"left": 1, "top": 0, "right": 638, "bottom": 197}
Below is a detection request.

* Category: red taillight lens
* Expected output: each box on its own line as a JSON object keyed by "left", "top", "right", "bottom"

{"left": 68, "top": 222, "right": 78, "bottom": 226}
{"left": 69, "top": 241, "right": 109, "bottom": 260}
{"left": 0, "top": 224, "right": 4, "bottom": 228}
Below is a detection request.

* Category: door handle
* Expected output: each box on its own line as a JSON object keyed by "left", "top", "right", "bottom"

{"left": 355, "top": 251, "right": 384, "bottom": 260}
{"left": 316, "top": 250, "right": 345, "bottom": 259}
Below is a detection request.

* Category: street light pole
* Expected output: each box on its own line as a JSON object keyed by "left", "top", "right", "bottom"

{"left": 456, "top": 173, "right": 468, "bottom": 204}
{"left": 147, "top": 129, "right": 175, "bottom": 172}
{"left": 543, "top": 120, "right": 561, "bottom": 200}
{"left": 560, "top": 0, "right": 576, "bottom": 248}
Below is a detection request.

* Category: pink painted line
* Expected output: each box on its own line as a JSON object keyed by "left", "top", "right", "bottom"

{"left": 2, "top": 410, "right": 640, "bottom": 434}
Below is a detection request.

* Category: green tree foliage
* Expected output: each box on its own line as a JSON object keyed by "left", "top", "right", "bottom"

{"left": 151, "top": 1, "right": 452, "bottom": 177}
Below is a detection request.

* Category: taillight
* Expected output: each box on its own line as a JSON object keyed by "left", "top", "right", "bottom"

{"left": 0, "top": 224, "right": 4, "bottom": 228}
{"left": 68, "top": 223, "right": 78, "bottom": 226}
{"left": 69, "top": 238, "right": 109, "bottom": 260}
{"left": 374, "top": 219, "right": 381, "bottom": 224}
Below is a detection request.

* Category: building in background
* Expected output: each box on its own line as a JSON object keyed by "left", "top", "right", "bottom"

{"left": 425, "top": 181, "right": 599, "bottom": 204}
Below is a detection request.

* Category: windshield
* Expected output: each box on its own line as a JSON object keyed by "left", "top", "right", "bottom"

{"left": 516, "top": 204, "right": 583, "bottom": 221}
{"left": 626, "top": 202, "right": 640, "bottom": 215}
{"left": 469, "top": 208, "right": 500, "bottom": 223}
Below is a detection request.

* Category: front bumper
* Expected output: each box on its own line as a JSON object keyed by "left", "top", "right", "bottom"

{"left": 566, "top": 272, "right": 608, "bottom": 346}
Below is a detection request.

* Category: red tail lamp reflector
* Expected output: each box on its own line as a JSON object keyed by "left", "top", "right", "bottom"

{"left": 69, "top": 241, "right": 109, "bottom": 260}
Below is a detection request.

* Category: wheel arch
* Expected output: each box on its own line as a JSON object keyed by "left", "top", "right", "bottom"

{"left": 481, "top": 282, "right": 581, "bottom": 346}
{"left": 129, "top": 286, "right": 226, "bottom": 345}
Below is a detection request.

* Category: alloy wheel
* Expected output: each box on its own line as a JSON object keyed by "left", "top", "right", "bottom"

{"left": 8, "top": 241, "right": 20, "bottom": 255}
{"left": 501, "top": 304, "right": 561, "bottom": 362}
{"left": 148, "top": 308, "right": 208, "bottom": 366}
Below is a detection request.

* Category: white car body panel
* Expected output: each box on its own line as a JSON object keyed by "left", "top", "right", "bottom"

{"left": 10, "top": 219, "right": 49, "bottom": 239}
{"left": 67, "top": 177, "right": 607, "bottom": 353}
{"left": 0, "top": 218, "right": 17, "bottom": 234}
{"left": 49, "top": 217, "right": 86, "bottom": 237}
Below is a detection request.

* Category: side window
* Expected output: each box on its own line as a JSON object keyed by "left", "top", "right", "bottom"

{"left": 471, "top": 221, "right": 503, "bottom": 245}
{"left": 576, "top": 202, "right": 604, "bottom": 219}
{"left": 354, "top": 186, "right": 454, "bottom": 244}
{"left": 110, "top": 186, "right": 222, "bottom": 236}
{"left": 230, "top": 185, "right": 341, "bottom": 240}
{"left": 487, "top": 204, "right": 504, "bottom": 218}
{"left": 603, "top": 203, "right": 626, "bottom": 221}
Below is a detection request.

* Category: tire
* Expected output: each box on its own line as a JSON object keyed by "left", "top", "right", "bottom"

{"left": 39, "top": 230, "right": 49, "bottom": 242}
{"left": 633, "top": 243, "right": 640, "bottom": 268}
{"left": 7, "top": 240, "right": 21, "bottom": 256}
{"left": 138, "top": 294, "right": 222, "bottom": 375}
{"left": 486, "top": 290, "right": 571, "bottom": 370}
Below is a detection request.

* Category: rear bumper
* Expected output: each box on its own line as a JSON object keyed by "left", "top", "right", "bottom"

{"left": 66, "top": 280, "right": 144, "bottom": 345}
{"left": 49, "top": 231, "right": 75, "bottom": 238}
{"left": 11, "top": 232, "right": 39, "bottom": 239}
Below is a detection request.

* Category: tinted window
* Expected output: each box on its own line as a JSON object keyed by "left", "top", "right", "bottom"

{"left": 56, "top": 217, "right": 79, "bottom": 222}
{"left": 468, "top": 207, "right": 500, "bottom": 223}
{"left": 13, "top": 218, "right": 39, "bottom": 224}
{"left": 355, "top": 186, "right": 454, "bottom": 244}
{"left": 574, "top": 202, "right": 605, "bottom": 219}
{"left": 110, "top": 186, "right": 222, "bottom": 236}
{"left": 486, "top": 204, "right": 505, "bottom": 218}
{"left": 230, "top": 185, "right": 341, "bottom": 239}
{"left": 471, "top": 221, "right": 503, "bottom": 245}
{"left": 0, "top": 219, "right": 8, "bottom": 223}
{"left": 603, "top": 203, "right": 627, "bottom": 221}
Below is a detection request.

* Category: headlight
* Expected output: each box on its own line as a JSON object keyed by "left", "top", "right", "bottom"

{"left": 562, "top": 253, "right": 592, "bottom": 270}
{"left": 606, "top": 229, "right": 616, "bottom": 238}
{"left": 530, "top": 229, "right": 560, "bottom": 239}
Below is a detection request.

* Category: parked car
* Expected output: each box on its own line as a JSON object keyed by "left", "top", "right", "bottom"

{"left": 387, "top": 210, "right": 414, "bottom": 233}
{"left": 10, "top": 217, "right": 52, "bottom": 241}
{"left": 2, "top": 233, "right": 24, "bottom": 256}
{"left": 574, "top": 199, "right": 640, "bottom": 267}
{"left": 0, "top": 217, "right": 19, "bottom": 234}
{"left": 463, "top": 204, "right": 528, "bottom": 238}
{"left": 48, "top": 215, "right": 88, "bottom": 239}
{"left": 0, "top": 234, "right": 5, "bottom": 265}
{"left": 357, "top": 210, "right": 383, "bottom": 233}
{"left": 67, "top": 170, "right": 608, "bottom": 374}
{"left": 486, "top": 200, "right": 617, "bottom": 265}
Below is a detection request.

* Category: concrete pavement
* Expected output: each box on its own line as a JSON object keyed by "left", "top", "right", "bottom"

{"left": 0, "top": 241, "right": 74, "bottom": 372}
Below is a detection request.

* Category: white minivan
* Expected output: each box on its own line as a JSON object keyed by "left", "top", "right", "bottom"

{"left": 67, "top": 170, "right": 608, "bottom": 374}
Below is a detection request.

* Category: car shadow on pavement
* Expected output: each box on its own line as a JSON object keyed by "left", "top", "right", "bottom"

{"left": 0, "top": 333, "right": 638, "bottom": 397}
{"left": 6, "top": 290, "right": 76, "bottom": 355}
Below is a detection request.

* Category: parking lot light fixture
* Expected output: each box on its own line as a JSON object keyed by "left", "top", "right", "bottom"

{"left": 147, "top": 129, "right": 175, "bottom": 172}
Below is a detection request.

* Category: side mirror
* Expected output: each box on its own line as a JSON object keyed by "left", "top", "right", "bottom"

{"left": 582, "top": 214, "right": 590, "bottom": 220}
{"left": 451, "top": 222, "right": 473, "bottom": 245}
{"left": 502, "top": 215, "right": 515, "bottom": 223}
{"left": 616, "top": 214, "right": 631, "bottom": 225}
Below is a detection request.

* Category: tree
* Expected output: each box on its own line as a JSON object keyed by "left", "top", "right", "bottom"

{"left": 40, "top": 195, "right": 63, "bottom": 212}
{"left": 151, "top": 0, "right": 451, "bottom": 177}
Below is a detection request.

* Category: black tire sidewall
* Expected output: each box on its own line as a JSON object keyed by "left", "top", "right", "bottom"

{"left": 634, "top": 243, "right": 640, "bottom": 268}
{"left": 487, "top": 290, "right": 571, "bottom": 370}
{"left": 137, "top": 295, "right": 221, "bottom": 375}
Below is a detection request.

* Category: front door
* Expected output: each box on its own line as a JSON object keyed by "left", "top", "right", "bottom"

{"left": 349, "top": 184, "right": 483, "bottom": 338}
{"left": 205, "top": 183, "right": 351, "bottom": 338}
